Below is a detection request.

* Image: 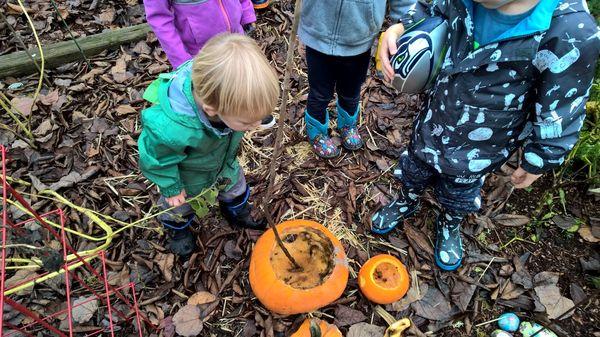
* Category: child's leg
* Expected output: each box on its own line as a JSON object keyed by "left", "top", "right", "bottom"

{"left": 305, "top": 46, "right": 340, "bottom": 158}
{"left": 371, "top": 150, "right": 435, "bottom": 234}
{"left": 334, "top": 50, "right": 370, "bottom": 115}
{"left": 432, "top": 176, "right": 484, "bottom": 271}
{"left": 334, "top": 49, "right": 370, "bottom": 150}
{"left": 157, "top": 197, "right": 196, "bottom": 257}
{"left": 218, "top": 169, "right": 265, "bottom": 229}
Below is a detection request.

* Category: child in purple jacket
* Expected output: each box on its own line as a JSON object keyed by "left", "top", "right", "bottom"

{"left": 144, "top": 0, "right": 258, "bottom": 69}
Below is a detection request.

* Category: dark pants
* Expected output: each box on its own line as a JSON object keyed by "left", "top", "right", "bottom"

{"left": 305, "top": 46, "right": 371, "bottom": 123}
{"left": 395, "top": 150, "right": 484, "bottom": 214}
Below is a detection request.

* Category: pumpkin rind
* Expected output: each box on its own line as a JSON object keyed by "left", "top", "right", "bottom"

{"left": 249, "top": 219, "right": 349, "bottom": 315}
{"left": 290, "top": 318, "right": 343, "bottom": 337}
{"left": 358, "top": 254, "right": 410, "bottom": 304}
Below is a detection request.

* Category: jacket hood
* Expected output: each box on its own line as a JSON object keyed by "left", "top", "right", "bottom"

{"left": 461, "top": 0, "right": 590, "bottom": 43}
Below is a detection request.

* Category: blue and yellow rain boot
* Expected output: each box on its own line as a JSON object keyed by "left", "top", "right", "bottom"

{"left": 305, "top": 110, "right": 340, "bottom": 159}
{"left": 434, "top": 210, "right": 464, "bottom": 271}
{"left": 336, "top": 102, "right": 364, "bottom": 151}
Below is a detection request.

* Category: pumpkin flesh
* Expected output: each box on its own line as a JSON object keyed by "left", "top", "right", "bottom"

{"left": 270, "top": 227, "right": 335, "bottom": 289}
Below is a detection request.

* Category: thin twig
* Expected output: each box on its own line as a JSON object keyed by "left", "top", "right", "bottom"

{"left": 50, "top": 0, "right": 92, "bottom": 68}
{"left": 260, "top": 0, "right": 304, "bottom": 270}
{"left": 0, "top": 12, "right": 52, "bottom": 86}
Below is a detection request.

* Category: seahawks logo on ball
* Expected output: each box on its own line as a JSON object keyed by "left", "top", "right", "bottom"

{"left": 392, "top": 33, "right": 434, "bottom": 80}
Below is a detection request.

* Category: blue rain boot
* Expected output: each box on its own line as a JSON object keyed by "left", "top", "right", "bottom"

{"left": 305, "top": 110, "right": 340, "bottom": 159}
{"left": 434, "top": 210, "right": 465, "bottom": 271}
{"left": 371, "top": 187, "right": 420, "bottom": 234}
{"left": 219, "top": 187, "right": 266, "bottom": 230}
{"left": 162, "top": 215, "right": 196, "bottom": 257}
{"left": 336, "top": 102, "right": 364, "bottom": 151}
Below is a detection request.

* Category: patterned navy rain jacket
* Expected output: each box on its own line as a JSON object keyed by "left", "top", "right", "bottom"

{"left": 401, "top": 0, "right": 600, "bottom": 181}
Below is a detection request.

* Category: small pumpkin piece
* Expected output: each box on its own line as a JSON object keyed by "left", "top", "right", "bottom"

{"left": 358, "top": 254, "right": 410, "bottom": 304}
{"left": 291, "top": 318, "right": 342, "bottom": 337}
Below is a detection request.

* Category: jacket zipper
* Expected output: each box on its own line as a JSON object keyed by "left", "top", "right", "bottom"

{"left": 216, "top": 133, "right": 233, "bottom": 181}
{"left": 218, "top": 0, "right": 232, "bottom": 32}
{"left": 332, "top": 0, "right": 344, "bottom": 53}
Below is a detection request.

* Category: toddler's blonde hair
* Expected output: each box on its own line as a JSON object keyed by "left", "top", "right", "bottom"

{"left": 192, "top": 33, "right": 279, "bottom": 120}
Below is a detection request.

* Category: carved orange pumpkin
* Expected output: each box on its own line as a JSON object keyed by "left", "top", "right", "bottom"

{"left": 291, "top": 318, "right": 343, "bottom": 337}
{"left": 358, "top": 254, "right": 410, "bottom": 304}
{"left": 249, "top": 219, "right": 349, "bottom": 315}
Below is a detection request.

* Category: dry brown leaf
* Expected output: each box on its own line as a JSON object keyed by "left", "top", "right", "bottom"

{"left": 72, "top": 296, "right": 98, "bottom": 324}
{"left": 155, "top": 252, "right": 175, "bottom": 282}
{"left": 533, "top": 272, "right": 575, "bottom": 320}
{"left": 5, "top": 269, "right": 38, "bottom": 295}
{"left": 115, "top": 104, "right": 137, "bottom": 116}
{"left": 578, "top": 223, "right": 600, "bottom": 243}
{"left": 493, "top": 214, "right": 530, "bottom": 227}
{"left": 173, "top": 304, "right": 203, "bottom": 337}
{"left": 10, "top": 96, "right": 35, "bottom": 116}
{"left": 187, "top": 291, "right": 217, "bottom": 306}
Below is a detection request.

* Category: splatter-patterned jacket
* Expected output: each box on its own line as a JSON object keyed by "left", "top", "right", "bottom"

{"left": 403, "top": 0, "right": 599, "bottom": 179}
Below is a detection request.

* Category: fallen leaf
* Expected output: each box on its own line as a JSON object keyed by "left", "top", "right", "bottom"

{"left": 347, "top": 323, "right": 386, "bottom": 337}
{"left": 48, "top": 171, "right": 83, "bottom": 191}
{"left": 98, "top": 8, "right": 115, "bottom": 24}
{"left": 10, "top": 96, "right": 35, "bottom": 116}
{"left": 493, "top": 214, "right": 530, "bottom": 227}
{"left": 533, "top": 272, "right": 575, "bottom": 320}
{"left": 451, "top": 281, "right": 476, "bottom": 312}
{"left": 391, "top": 270, "right": 426, "bottom": 311}
{"left": 579, "top": 223, "right": 600, "bottom": 243}
{"left": 155, "top": 252, "right": 174, "bottom": 282}
{"left": 334, "top": 305, "right": 367, "bottom": 327}
{"left": 115, "top": 104, "right": 137, "bottom": 116}
{"left": 5, "top": 269, "right": 38, "bottom": 295}
{"left": 33, "top": 120, "right": 53, "bottom": 137}
{"left": 173, "top": 305, "right": 203, "bottom": 336}
{"left": 224, "top": 240, "right": 242, "bottom": 260}
{"left": 161, "top": 316, "right": 176, "bottom": 337}
{"left": 552, "top": 214, "right": 580, "bottom": 232}
{"left": 39, "top": 90, "right": 59, "bottom": 106}
{"left": 404, "top": 225, "right": 434, "bottom": 258}
{"left": 72, "top": 296, "right": 98, "bottom": 324}
{"left": 187, "top": 291, "right": 217, "bottom": 306}
{"left": 411, "top": 287, "right": 454, "bottom": 321}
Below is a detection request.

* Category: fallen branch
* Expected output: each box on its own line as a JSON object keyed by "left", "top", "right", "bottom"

{"left": 0, "top": 23, "right": 150, "bottom": 78}
{"left": 260, "top": 0, "right": 304, "bottom": 271}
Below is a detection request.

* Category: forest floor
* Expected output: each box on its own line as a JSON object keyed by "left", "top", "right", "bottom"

{"left": 1, "top": 0, "right": 598, "bottom": 336}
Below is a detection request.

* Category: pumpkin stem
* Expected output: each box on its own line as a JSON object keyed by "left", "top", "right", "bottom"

{"left": 309, "top": 319, "right": 322, "bottom": 337}
{"left": 260, "top": 0, "right": 304, "bottom": 272}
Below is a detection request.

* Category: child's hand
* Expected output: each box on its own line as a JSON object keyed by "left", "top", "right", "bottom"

{"left": 511, "top": 167, "right": 542, "bottom": 189}
{"left": 166, "top": 190, "right": 187, "bottom": 207}
{"left": 379, "top": 23, "right": 405, "bottom": 82}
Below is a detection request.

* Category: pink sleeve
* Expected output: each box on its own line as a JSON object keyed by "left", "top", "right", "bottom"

{"left": 144, "top": 0, "right": 192, "bottom": 68}
{"left": 239, "top": 0, "right": 257, "bottom": 26}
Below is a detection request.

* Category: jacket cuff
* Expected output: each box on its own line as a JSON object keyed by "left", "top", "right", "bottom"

{"left": 240, "top": 10, "right": 256, "bottom": 26}
{"left": 160, "top": 182, "right": 184, "bottom": 198}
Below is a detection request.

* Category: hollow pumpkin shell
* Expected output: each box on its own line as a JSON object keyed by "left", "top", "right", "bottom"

{"left": 358, "top": 254, "right": 409, "bottom": 304}
{"left": 249, "top": 219, "right": 349, "bottom": 315}
{"left": 291, "top": 318, "right": 342, "bottom": 337}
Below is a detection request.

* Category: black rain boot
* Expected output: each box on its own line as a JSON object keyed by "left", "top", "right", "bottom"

{"left": 162, "top": 215, "right": 196, "bottom": 258}
{"left": 371, "top": 187, "right": 421, "bottom": 234}
{"left": 219, "top": 187, "right": 266, "bottom": 230}
{"left": 434, "top": 210, "right": 465, "bottom": 271}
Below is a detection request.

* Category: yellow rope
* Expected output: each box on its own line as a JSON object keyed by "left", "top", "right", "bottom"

{"left": 16, "top": 0, "right": 45, "bottom": 127}
{"left": 2, "top": 186, "right": 214, "bottom": 295}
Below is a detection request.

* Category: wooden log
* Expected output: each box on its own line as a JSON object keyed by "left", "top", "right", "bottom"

{"left": 0, "top": 23, "right": 151, "bottom": 78}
